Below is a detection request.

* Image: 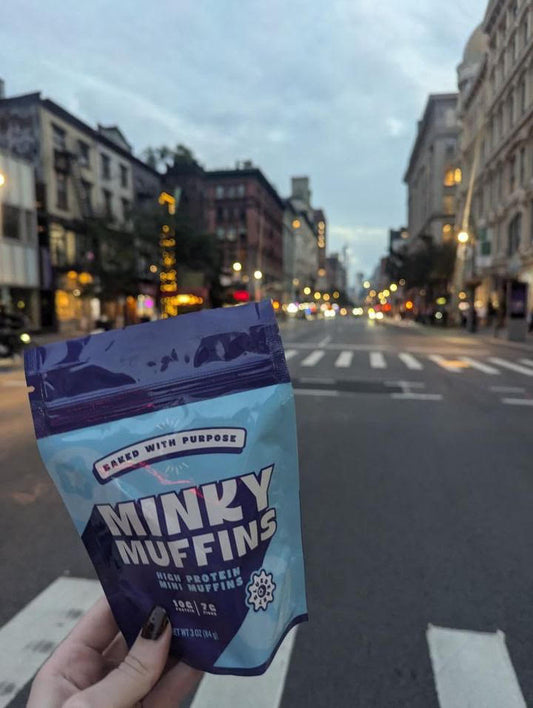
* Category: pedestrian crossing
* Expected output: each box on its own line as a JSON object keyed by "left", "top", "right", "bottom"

{"left": 1, "top": 577, "right": 530, "bottom": 708}
{"left": 283, "top": 348, "right": 533, "bottom": 377}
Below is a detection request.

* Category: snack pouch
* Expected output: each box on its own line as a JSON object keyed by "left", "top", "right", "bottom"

{"left": 25, "top": 300, "right": 307, "bottom": 675}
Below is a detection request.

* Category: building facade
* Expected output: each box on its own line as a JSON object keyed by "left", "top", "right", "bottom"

{"left": 404, "top": 94, "right": 461, "bottom": 247}
{"left": 286, "top": 177, "right": 320, "bottom": 295}
{"left": 326, "top": 253, "right": 347, "bottom": 293}
{"left": 205, "top": 166, "right": 284, "bottom": 299}
{"left": 457, "top": 1, "right": 533, "bottom": 317}
{"left": 0, "top": 149, "right": 39, "bottom": 327}
{"left": 0, "top": 90, "right": 160, "bottom": 332}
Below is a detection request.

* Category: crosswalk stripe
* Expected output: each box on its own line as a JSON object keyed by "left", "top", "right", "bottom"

{"left": 427, "top": 625, "right": 526, "bottom": 708}
{"left": 0, "top": 577, "right": 102, "bottom": 708}
{"left": 429, "top": 355, "right": 463, "bottom": 373}
{"left": 301, "top": 350, "right": 325, "bottom": 367}
{"left": 489, "top": 358, "right": 533, "bottom": 377}
{"left": 191, "top": 629, "right": 298, "bottom": 708}
{"left": 284, "top": 350, "right": 298, "bottom": 361}
{"left": 519, "top": 359, "right": 533, "bottom": 368}
{"left": 335, "top": 351, "right": 353, "bottom": 368}
{"left": 370, "top": 352, "right": 386, "bottom": 369}
{"left": 502, "top": 398, "right": 533, "bottom": 406}
{"left": 398, "top": 352, "right": 423, "bottom": 370}
{"left": 459, "top": 357, "right": 500, "bottom": 375}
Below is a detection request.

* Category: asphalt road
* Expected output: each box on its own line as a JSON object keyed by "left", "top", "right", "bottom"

{"left": 2, "top": 317, "right": 533, "bottom": 706}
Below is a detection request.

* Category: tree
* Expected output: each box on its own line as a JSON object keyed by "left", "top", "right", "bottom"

{"left": 141, "top": 144, "right": 199, "bottom": 172}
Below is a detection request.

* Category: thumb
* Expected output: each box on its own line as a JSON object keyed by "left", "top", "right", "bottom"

{"left": 66, "top": 606, "right": 171, "bottom": 708}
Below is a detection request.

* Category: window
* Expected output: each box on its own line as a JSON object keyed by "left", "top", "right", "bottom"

{"left": 237, "top": 184, "right": 245, "bottom": 197}
{"left": 519, "top": 76, "right": 527, "bottom": 113}
{"left": 102, "top": 188, "right": 113, "bottom": 218}
{"left": 520, "top": 147, "right": 526, "bottom": 185}
{"left": 56, "top": 173, "right": 68, "bottom": 210}
{"left": 52, "top": 124, "right": 66, "bottom": 150}
{"left": 216, "top": 227, "right": 225, "bottom": 239}
{"left": 522, "top": 12, "right": 529, "bottom": 47}
{"left": 510, "top": 32, "right": 517, "bottom": 62}
{"left": 120, "top": 164, "right": 128, "bottom": 188}
{"left": 509, "top": 155, "right": 516, "bottom": 193}
{"left": 101, "top": 153, "right": 111, "bottom": 180}
{"left": 227, "top": 186, "right": 235, "bottom": 198}
{"left": 508, "top": 212, "right": 522, "bottom": 255}
{"left": 442, "top": 224, "right": 453, "bottom": 239}
{"left": 454, "top": 168, "right": 462, "bottom": 184}
{"left": 215, "top": 185, "right": 224, "bottom": 199}
{"left": 444, "top": 169, "right": 455, "bottom": 187}
{"left": 2, "top": 204, "right": 21, "bottom": 239}
{"left": 78, "top": 140, "right": 90, "bottom": 168}
{"left": 498, "top": 166, "right": 503, "bottom": 197}
{"left": 445, "top": 141, "right": 455, "bottom": 157}
{"left": 443, "top": 196, "right": 454, "bottom": 215}
{"left": 81, "top": 180, "right": 92, "bottom": 213}
{"left": 25, "top": 210, "right": 35, "bottom": 242}
{"left": 508, "top": 92, "right": 514, "bottom": 128}
{"left": 121, "top": 197, "right": 130, "bottom": 221}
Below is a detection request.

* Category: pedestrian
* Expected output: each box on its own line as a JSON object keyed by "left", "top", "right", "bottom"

{"left": 27, "top": 600, "right": 202, "bottom": 707}
{"left": 494, "top": 301, "right": 506, "bottom": 338}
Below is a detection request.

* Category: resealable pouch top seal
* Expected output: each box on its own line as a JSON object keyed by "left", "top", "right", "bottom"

{"left": 25, "top": 301, "right": 307, "bottom": 675}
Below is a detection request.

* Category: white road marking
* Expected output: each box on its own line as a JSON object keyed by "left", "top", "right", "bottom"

{"left": 502, "top": 398, "right": 533, "bottom": 406}
{"left": 519, "top": 358, "right": 533, "bottom": 368}
{"left": 459, "top": 357, "right": 500, "bottom": 375}
{"left": 427, "top": 625, "right": 526, "bottom": 708}
{"left": 429, "top": 355, "right": 463, "bottom": 373}
{"left": 284, "top": 350, "right": 298, "bottom": 361}
{"left": 317, "top": 335, "right": 331, "bottom": 347}
{"left": 490, "top": 386, "right": 526, "bottom": 394}
{"left": 398, "top": 353, "right": 423, "bottom": 370}
{"left": 191, "top": 629, "right": 298, "bottom": 708}
{"left": 298, "top": 377, "right": 336, "bottom": 385}
{"left": 370, "top": 351, "right": 386, "bottom": 369}
{"left": 294, "top": 389, "right": 338, "bottom": 397}
{"left": 301, "top": 350, "right": 325, "bottom": 367}
{"left": 391, "top": 393, "right": 443, "bottom": 401}
{"left": 0, "top": 577, "right": 102, "bottom": 708}
{"left": 385, "top": 381, "right": 426, "bottom": 389}
{"left": 489, "top": 358, "right": 533, "bottom": 377}
{"left": 335, "top": 351, "right": 353, "bottom": 368}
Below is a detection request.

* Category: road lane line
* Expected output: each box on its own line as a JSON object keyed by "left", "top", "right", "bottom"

{"left": 391, "top": 393, "right": 443, "bottom": 401}
{"left": 191, "top": 629, "right": 298, "bottom": 708}
{"left": 317, "top": 336, "right": 331, "bottom": 347}
{"left": 294, "top": 389, "right": 338, "bottom": 397}
{"left": 0, "top": 577, "right": 102, "bottom": 708}
{"left": 370, "top": 352, "right": 386, "bottom": 369}
{"left": 398, "top": 353, "right": 423, "bottom": 370}
{"left": 519, "top": 358, "right": 533, "bottom": 368}
{"left": 429, "top": 355, "right": 463, "bottom": 373}
{"left": 489, "top": 358, "right": 533, "bottom": 376}
{"left": 459, "top": 357, "right": 500, "bottom": 375}
{"left": 427, "top": 625, "right": 526, "bottom": 708}
{"left": 335, "top": 351, "right": 353, "bottom": 368}
{"left": 502, "top": 398, "right": 533, "bottom": 406}
{"left": 490, "top": 386, "right": 526, "bottom": 393}
{"left": 301, "top": 350, "right": 325, "bottom": 367}
{"left": 284, "top": 350, "right": 298, "bottom": 361}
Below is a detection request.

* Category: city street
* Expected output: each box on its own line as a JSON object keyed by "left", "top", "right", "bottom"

{"left": 3, "top": 317, "right": 533, "bottom": 706}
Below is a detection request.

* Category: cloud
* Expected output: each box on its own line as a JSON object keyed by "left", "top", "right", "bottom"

{"left": 0, "top": 0, "right": 488, "bottom": 279}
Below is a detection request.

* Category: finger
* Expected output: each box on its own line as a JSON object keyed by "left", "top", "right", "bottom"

{"left": 65, "top": 606, "right": 171, "bottom": 708}
{"left": 103, "top": 631, "right": 129, "bottom": 667}
{"left": 65, "top": 596, "right": 119, "bottom": 653}
{"left": 143, "top": 662, "right": 203, "bottom": 708}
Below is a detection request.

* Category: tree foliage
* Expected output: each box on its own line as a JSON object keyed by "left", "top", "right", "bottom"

{"left": 142, "top": 144, "right": 199, "bottom": 171}
{"left": 387, "top": 237, "right": 457, "bottom": 290}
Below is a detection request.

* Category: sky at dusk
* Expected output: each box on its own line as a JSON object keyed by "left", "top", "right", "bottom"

{"left": 2, "top": 0, "right": 489, "bottom": 283}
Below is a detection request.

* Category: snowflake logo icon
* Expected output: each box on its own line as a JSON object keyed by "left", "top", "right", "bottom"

{"left": 246, "top": 570, "right": 276, "bottom": 612}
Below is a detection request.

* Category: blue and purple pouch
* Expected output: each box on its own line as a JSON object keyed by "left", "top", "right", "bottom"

{"left": 25, "top": 300, "right": 307, "bottom": 675}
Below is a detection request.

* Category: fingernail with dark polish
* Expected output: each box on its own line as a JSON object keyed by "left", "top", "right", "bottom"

{"left": 141, "top": 606, "right": 169, "bottom": 640}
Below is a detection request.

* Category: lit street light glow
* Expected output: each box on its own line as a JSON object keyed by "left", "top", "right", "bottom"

{"left": 303, "top": 286, "right": 311, "bottom": 295}
{"left": 390, "top": 284, "right": 398, "bottom": 292}
{"left": 363, "top": 281, "right": 371, "bottom": 289}
{"left": 232, "top": 262, "right": 242, "bottom": 272}
{"left": 0, "top": 173, "right": 5, "bottom": 187}
{"left": 254, "top": 270, "right": 263, "bottom": 280}
{"left": 457, "top": 230, "right": 469, "bottom": 244}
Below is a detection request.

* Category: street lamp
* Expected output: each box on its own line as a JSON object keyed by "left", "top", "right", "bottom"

{"left": 0, "top": 172, "right": 5, "bottom": 188}
{"left": 363, "top": 281, "right": 371, "bottom": 289}
{"left": 254, "top": 270, "right": 262, "bottom": 280}
{"left": 457, "top": 229, "right": 477, "bottom": 332}
{"left": 232, "top": 262, "right": 242, "bottom": 272}
{"left": 457, "top": 230, "right": 469, "bottom": 244}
